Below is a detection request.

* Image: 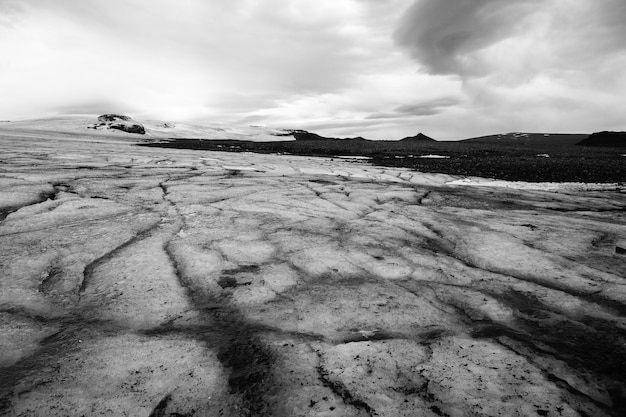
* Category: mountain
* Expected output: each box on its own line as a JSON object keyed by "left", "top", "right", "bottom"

{"left": 461, "top": 132, "right": 589, "bottom": 146}
{"left": 399, "top": 133, "right": 435, "bottom": 142}
{"left": 576, "top": 131, "right": 626, "bottom": 147}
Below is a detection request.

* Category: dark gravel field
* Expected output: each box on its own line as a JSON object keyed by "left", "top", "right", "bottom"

{"left": 140, "top": 138, "right": 626, "bottom": 183}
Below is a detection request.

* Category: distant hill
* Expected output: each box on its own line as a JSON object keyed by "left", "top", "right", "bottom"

{"left": 289, "top": 130, "right": 369, "bottom": 141}
{"left": 576, "top": 131, "right": 626, "bottom": 147}
{"left": 461, "top": 132, "right": 589, "bottom": 146}
{"left": 289, "top": 130, "right": 437, "bottom": 142}
{"left": 399, "top": 133, "right": 435, "bottom": 142}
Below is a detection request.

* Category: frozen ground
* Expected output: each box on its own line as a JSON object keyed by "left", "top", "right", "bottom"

{"left": 1, "top": 125, "right": 626, "bottom": 417}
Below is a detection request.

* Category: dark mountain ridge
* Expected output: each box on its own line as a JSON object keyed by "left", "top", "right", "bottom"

{"left": 577, "top": 131, "right": 626, "bottom": 147}
{"left": 461, "top": 132, "right": 588, "bottom": 146}
{"left": 286, "top": 130, "right": 370, "bottom": 142}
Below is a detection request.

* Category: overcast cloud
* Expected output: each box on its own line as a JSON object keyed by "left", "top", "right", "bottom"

{"left": 0, "top": 0, "right": 624, "bottom": 139}
{"left": 394, "top": 0, "right": 626, "bottom": 137}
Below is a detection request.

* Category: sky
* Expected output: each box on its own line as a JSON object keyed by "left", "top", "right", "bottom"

{"left": 1, "top": 0, "right": 625, "bottom": 140}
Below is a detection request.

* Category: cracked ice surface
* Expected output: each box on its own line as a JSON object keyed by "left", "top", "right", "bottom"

{"left": 1, "top": 131, "right": 626, "bottom": 417}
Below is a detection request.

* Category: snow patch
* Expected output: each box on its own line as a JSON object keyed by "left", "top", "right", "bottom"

{"left": 416, "top": 154, "right": 450, "bottom": 159}
{"left": 333, "top": 155, "right": 371, "bottom": 160}
{"left": 447, "top": 178, "right": 624, "bottom": 191}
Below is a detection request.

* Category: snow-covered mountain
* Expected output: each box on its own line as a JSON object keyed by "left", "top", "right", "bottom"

{"left": 0, "top": 114, "right": 296, "bottom": 142}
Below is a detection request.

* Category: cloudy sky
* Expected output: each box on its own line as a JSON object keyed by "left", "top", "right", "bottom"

{"left": 1, "top": 0, "right": 625, "bottom": 140}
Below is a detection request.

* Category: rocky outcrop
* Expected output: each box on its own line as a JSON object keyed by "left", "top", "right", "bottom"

{"left": 88, "top": 114, "right": 145, "bottom": 135}
{"left": 108, "top": 122, "right": 145, "bottom": 134}
{"left": 97, "top": 114, "right": 131, "bottom": 122}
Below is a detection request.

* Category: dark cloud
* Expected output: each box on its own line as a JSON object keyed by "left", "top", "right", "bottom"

{"left": 389, "top": 0, "right": 626, "bottom": 138}
{"left": 367, "top": 97, "right": 458, "bottom": 119}
{"left": 365, "top": 112, "right": 410, "bottom": 120}
{"left": 393, "top": 0, "right": 541, "bottom": 76}
{"left": 394, "top": 97, "right": 459, "bottom": 114}
{"left": 393, "top": 0, "right": 626, "bottom": 79}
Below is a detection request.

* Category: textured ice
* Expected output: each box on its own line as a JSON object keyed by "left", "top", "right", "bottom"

{"left": 1, "top": 123, "right": 625, "bottom": 416}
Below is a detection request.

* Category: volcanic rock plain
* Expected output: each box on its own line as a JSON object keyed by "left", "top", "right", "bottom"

{"left": 1, "top": 125, "right": 626, "bottom": 416}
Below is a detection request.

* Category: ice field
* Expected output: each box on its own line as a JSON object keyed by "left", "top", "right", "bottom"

{"left": 1, "top": 124, "right": 625, "bottom": 416}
